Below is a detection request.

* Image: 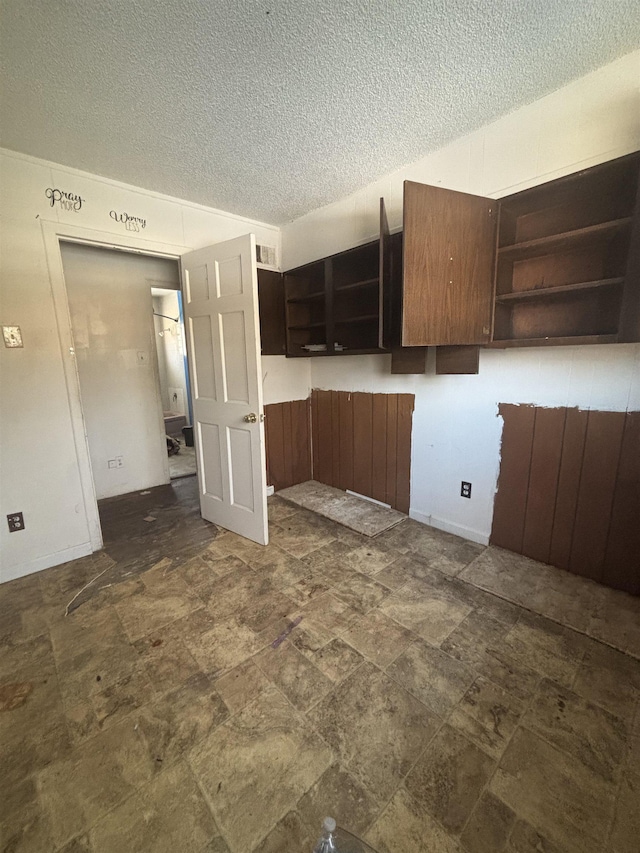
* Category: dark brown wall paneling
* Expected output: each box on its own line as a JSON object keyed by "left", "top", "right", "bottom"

{"left": 492, "top": 404, "right": 640, "bottom": 594}
{"left": 371, "top": 394, "right": 388, "bottom": 504}
{"left": 521, "top": 407, "right": 566, "bottom": 564}
{"left": 603, "top": 413, "right": 640, "bottom": 593}
{"left": 569, "top": 411, "right": 626, "bottom": 582}
{"left": 310, "top": 390, "right": 414, "bottom": 513}
{"left": 385, "top": 395, "right": 399, "bottom": 508}
{"left": 395, "top": 396, "right": 413, "bottom": 514}
{"left": 547, "top": 408, "right": 589, "bottom": 569}
{"left": 264, "top": 399, "right": 311, "bottom": 492}
{"left": 491, "top": 404, "right": 536, "bottom": 553}
{"left": 353, "top": 393, "right": 373, "bottom": 500}
{"left": 338, "top": 392, "right": 354, "bottom": 492}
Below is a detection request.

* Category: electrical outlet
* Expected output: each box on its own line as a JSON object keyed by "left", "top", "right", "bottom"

{"left": 461, "top": 481, "right": 472, "bottom": 499}
{"left": 108, "top": 459, "right": 118, "bottom": 469}
{"left": 116, "top": 456, "right": 123, "bottom": 468}
{"left": 7, "top": 512, "right": 25, "bottom": 532}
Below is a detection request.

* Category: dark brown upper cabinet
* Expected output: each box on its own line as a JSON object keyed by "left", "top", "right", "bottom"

{"left": 492, "top": 153, "right": 640, "bottom": 347}
{"left": 401, "top": 152, "right": 640, "bottom": 349}
{"left": 402, "top": 182, "right": 496, "bottom": 346}
{"left": 257, "top": 268, "right": 286, "bottom": 355}
{"left": 283, "top": 199, "right": 394, "bottom": 357}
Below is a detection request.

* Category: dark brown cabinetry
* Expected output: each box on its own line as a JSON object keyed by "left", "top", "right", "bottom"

{"left": 402, "top": 182, "right": 495, "bottom": 346}
{"left": 400, "top": 152, "right": 640, "bottom": 348}
{"left": 492, "top": 154, "right": 640, "bottom": 346}
{"left": 283, "top": 201, "right": 394, "bottom": 357}
{"left": 257, "top": 269, "right": 286, "bottom": 355}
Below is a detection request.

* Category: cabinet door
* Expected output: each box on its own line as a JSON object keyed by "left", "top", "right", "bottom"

{"left": 402, "top": 181, "right": 496, "bottom": 346}
{"left": 257, "top": 269, "right": 286, "bottom": 355}
{"left": 379, "top": 197, "right": 392, "bottom": 349}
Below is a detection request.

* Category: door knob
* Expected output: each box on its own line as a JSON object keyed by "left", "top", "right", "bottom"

{"left": 244, "top": 413, "right": 258, "bottom": 423}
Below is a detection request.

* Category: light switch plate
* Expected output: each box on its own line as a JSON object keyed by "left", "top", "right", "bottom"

{"left": 3, "top": 326, "right": 23, "bottom": 347}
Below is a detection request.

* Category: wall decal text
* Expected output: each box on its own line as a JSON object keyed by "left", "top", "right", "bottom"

{"left": 109, "top": 210, "right": 146, "bottom": 232}
{"left": 45, "top": 188, "right": 84, "bottom": 211}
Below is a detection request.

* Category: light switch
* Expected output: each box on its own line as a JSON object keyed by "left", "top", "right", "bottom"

{"left": 3, "top": 326, "right": 23, "bottom": 347}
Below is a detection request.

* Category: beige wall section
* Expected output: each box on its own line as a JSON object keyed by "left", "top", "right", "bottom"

{"left": 61, "top": 244, "right": 179, "bottom": 500}
{"left": 0, "top": 152, "right": 283, "bottom": 582}
{"left": 282, "top": 50, "right": 640, "bottom": 545}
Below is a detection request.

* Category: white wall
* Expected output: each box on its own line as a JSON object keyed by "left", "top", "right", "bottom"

{"left": 282, "top": 50, "right": 640, "bottom": 544}
{"left": 153, "top": 291, "right": 189, "bottom": 415}
{"left": 261, "top": 356, "right": 311, "bottom": 406}
{"left": 62, "top": 244, "right": 178, "bottom": 499}
{"left": 0, "top": 150, "right": 290, "bottom": 582}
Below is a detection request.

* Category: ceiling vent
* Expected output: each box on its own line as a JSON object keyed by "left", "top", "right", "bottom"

{"left": 256, "top": 244, "right": 276, "bottom": 267}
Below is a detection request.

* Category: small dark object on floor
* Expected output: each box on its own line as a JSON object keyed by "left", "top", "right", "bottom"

{"left": 151, "top": 639, "right": 163, "bottom": 647}
{"left": 166, "top": 435, "right": 180, "bottom": 456}
{"left": 182, "top": 425, "right": 194, "bottom": 447}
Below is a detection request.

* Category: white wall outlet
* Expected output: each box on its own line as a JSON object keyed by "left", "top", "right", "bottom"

{"left": 116, "top": 456, "right": 123, "bottom": 468}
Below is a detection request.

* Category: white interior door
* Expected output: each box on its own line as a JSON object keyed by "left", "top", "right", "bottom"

{"left": 181, "top": 234, "right": 268, "bottom": 545}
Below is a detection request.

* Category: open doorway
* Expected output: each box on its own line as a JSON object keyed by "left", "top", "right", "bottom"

{"left": 150, "top": 285, "right": 197, "bottom": 479}
{"left": 47, "top": 223, "right": 268, "bottom": 554}
{"left": 59, "top": 242, "right": 195, "bottom": 503}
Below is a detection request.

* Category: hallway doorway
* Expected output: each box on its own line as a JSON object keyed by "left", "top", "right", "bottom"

{"left": 60, "top": 242, "right": 194, "bottom": 506}
{"left": 151, "top": 285, "right": 197, "bottom": 480}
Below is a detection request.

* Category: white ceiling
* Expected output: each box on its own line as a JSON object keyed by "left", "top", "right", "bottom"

{"left": 2, "top": 1, "right": 638, "bottom": 224}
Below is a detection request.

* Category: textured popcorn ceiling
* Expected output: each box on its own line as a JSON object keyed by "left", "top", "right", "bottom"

{"left": 1, "top": 1, "right": 639, "bottom": 224}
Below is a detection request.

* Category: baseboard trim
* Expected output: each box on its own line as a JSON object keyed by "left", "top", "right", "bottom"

{"left": 409, "top": 509, "right": 489, "bottom": 546}
{"left": 1, "top": 542, "right": 94, "bottom": 584}
{"left": 266, "top": 485, "right": 275, "bottom": 497}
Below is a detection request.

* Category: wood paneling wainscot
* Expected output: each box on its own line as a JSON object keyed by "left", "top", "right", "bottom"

{"left": 264, "top": 399, "right": 312, "bottom": 492}
{"left": 311, "top": 390, "right": 414, "bottom": 513}
{"left": 492, "top": 404, "right": 640, "bottom": 594}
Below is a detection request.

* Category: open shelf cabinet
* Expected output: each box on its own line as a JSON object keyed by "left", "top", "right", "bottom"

{"left": 284, "top": 200, "right": 394, "bottom": 356}
{"left": 398, "top": 151, "right": 640, "bottom": 351}
{"left": 491, "top": 152, "right": 640, "bottom": 347}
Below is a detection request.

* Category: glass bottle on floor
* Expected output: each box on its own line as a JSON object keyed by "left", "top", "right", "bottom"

{"left": 312, "top": 817, "right": 378, "bottom": 853}
{"left": 313, "top": 817, "right": 337, "bottom": 852}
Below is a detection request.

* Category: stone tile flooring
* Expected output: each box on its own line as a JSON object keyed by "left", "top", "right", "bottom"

{"left": 1, "top": 492, "right": 639, "bottom": 852}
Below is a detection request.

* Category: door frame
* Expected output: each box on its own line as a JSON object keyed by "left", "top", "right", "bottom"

{"left": 41, "top": 219, "right": 189, "bottom": 552}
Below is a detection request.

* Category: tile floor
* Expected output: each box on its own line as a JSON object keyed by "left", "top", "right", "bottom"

{"left": 1, "top": 488, "right": 639, "bottom": 853}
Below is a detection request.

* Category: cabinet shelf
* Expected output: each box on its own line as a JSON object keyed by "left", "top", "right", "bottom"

{"left": 490, "top": 334, "right": 619, "bottom": 348}
{"left": 335, "top": 314, "right": 378, "bottom": 324}
{"left": 495, "top": 277, "right": 625, "bottom": 303}
{"left": 284, "top": 214, "right": 391, "bottom": 357}
{"left": 334, "top": 277, "right": 379, "bottom": 293}
{"left": 290, "top": 347, "right": 386, "bottom": 357}
{"left": 288, "top": 321, "right": 326, "bottom": 330}
{"left": 497, "top": 217, "right": 632, "bottom": 260}
{"left": 286, "top": 291, "right": 325, "bottom": 304}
